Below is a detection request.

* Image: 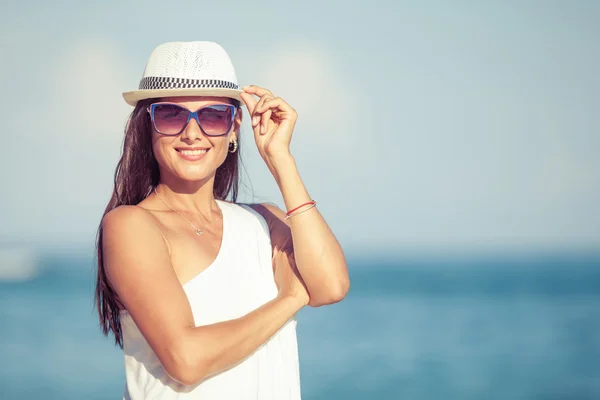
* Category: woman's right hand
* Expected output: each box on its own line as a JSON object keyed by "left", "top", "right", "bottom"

{"left": 272, "top": 242, "right": 310, "bottom": 307}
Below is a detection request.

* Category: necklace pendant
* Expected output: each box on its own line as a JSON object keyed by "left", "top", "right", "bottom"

{"left": 195, "top": 229, "right": 204, "bottom": 236}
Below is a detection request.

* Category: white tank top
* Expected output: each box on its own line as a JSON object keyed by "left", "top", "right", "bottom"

{"left": 119, "top": 200, "right": 301, "bottom": 399}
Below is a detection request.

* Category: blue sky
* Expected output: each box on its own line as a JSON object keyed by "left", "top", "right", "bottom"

{"left": 0, "top": 1, "right": 598, "bottom": 255}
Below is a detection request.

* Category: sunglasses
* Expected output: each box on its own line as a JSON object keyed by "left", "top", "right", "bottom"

{"left": 147, "top": 103, "right": 236, "bottom": 136}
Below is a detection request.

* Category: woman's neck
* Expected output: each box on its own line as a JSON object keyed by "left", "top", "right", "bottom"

{"left": 154, "top": 180, "right": 219, "bottom": 217}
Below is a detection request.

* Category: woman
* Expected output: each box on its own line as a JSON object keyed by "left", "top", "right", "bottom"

{"left": 95, "top": 41, "right": 349, "bottom": 399}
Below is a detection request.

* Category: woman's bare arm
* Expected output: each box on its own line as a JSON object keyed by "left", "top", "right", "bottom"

{"left": 240, "top": 85, "right": 350, "bottom": 307}
{"left": 250, "top": 156, "right": 350, "bottom": 307}
{"left": 102, "top": 205, "right": 306, "bottom": 386}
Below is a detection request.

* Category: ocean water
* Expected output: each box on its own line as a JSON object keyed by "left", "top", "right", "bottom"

{"left": 1, "top": 250, "right": 599, "bottom": 399}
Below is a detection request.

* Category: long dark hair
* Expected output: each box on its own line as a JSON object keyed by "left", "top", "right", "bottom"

{"left": 95, "top": 98, "right": 241, "bottom": 348}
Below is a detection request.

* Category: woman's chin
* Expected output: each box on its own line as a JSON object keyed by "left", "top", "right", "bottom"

{"left": 173, "top": 165, "right": 215, "bottom": 182}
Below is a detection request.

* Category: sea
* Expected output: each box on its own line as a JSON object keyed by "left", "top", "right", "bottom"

{"left": 1, "top": 248, "right": 599, "bottom": 400}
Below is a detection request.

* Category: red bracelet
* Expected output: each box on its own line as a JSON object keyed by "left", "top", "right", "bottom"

{"left": 286, "top": 200, "right": 316, "bottom": 217}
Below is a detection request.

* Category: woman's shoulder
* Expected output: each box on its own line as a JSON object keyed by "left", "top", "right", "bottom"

{"left": 103, "top": 204, "right": 155, "bottom": 225}
{"left": 102, "top": 205, "right": 171, "bottom": 256}
{"left": 102, "top": 205, "right": 163, "bottom": 238}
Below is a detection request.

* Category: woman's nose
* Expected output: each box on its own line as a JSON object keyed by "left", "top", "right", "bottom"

{"left": 180, "top": 116, "right": 204, "bottom": 141}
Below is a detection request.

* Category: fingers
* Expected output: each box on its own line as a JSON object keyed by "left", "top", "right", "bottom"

{"left": 260, "top": 109, "right": 272, "bottom": 134}
{"left": 254, "top": 97, "right": 295, "bottom": 115}
{"left": 243, "top": 85, "right": 274, "bottom": 98}
{"left": 256, "top": 98, "right": 297, "bottom": 134}
{"left": 241, "top": 85, "right": 273, "bottom": 117}
{"left": 252, "top": 94, "right": 273, "bottom": 134}
{"left": 242, "top": 85, "right": 297, "bottom": 135}
{"left": 239, "top": 92, "right": 258, "bottom": 115}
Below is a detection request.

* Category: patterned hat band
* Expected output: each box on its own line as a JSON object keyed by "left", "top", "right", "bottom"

{"left": 139, "top": 77, "right": 239, "bottom": 90}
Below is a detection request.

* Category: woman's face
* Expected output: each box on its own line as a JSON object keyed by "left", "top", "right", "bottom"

{"left": 150, "top": 96, "right": 241, "bottom": 184}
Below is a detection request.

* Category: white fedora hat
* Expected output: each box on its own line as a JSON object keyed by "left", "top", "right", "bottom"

{"left": 122, "top": 41, "right": 243, "bottom": 106}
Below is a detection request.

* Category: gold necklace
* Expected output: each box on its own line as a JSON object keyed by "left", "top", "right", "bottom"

{"left": 154, "top": 188, "right": 222, "bottom": 236}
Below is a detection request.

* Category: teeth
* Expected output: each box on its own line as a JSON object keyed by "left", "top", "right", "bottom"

{"left": 180, "top": 149, "right": 207, "bottom": 156}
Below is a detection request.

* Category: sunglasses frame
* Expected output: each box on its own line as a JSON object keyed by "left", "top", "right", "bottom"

{"left": 147, "top": 102, "right": 236, "bottom": 137}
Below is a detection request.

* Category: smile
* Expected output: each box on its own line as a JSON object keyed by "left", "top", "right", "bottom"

{"left": 176, "top": 148, "right": 210, "bottom": 161}
{"left": 178, "top": 149, "right": 208, "bottom": 156}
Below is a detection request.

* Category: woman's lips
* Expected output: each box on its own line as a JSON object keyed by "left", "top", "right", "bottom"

{"left": 176, "top": 148, "right": 210, "bottom": 161}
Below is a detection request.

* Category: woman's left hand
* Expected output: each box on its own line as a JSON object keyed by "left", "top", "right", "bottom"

{"left": 240, "top": 85, "right": 298, "bottom": 164}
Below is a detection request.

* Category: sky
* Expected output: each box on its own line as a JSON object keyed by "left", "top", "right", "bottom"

{"left": 0, "top": 0, "right": 598, "bottom": 256}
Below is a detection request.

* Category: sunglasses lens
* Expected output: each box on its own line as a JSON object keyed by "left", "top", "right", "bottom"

{"left": 153, "top": 104, "right": 189, "bottom": 135}
{"left": 198, "top": 105, "right": 233, "bottom": 136}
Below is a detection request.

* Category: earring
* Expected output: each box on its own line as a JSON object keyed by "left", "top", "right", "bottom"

{"left": 228, "top": 139, "right": 238, "bottom": 153}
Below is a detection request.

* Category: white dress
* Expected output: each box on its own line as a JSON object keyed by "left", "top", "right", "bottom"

{"left": 119, "top": 200, "right": 301, "bottom": 399}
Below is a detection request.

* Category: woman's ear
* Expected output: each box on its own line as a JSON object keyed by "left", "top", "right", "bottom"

{"left": 233, "top": 107, "right": 243, "bottom": 133}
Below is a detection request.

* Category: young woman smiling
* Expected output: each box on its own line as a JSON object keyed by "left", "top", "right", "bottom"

{"left": 94, "top": 41, "right": 349, "bottom": 400}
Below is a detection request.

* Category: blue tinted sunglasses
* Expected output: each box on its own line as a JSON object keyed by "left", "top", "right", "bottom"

{"left": 147, "top": 103, "right": 235, "bottom": 137}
